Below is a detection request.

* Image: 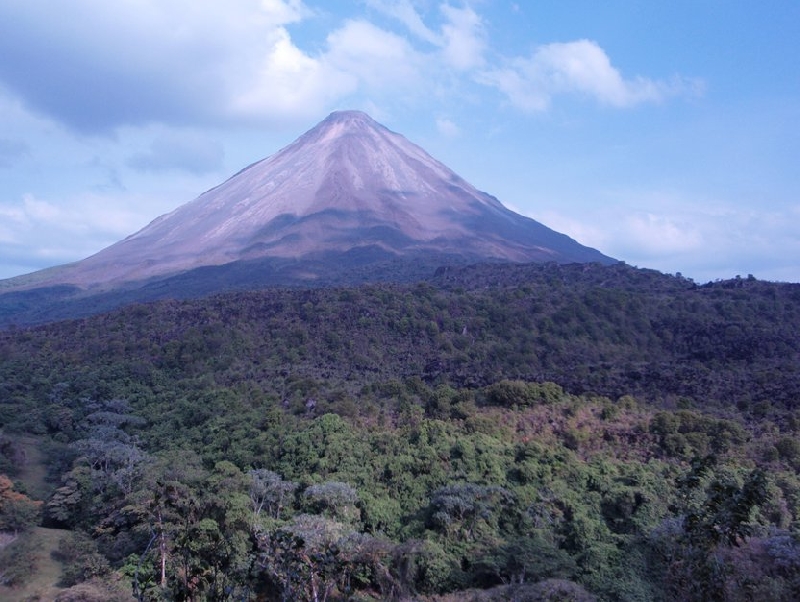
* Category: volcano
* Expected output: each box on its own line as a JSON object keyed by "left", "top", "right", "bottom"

{"left": 1, "top": 111, "right": 617, "bottom": 325}
{"left": 7, "top": 110, "right": 614, "bottom": 290}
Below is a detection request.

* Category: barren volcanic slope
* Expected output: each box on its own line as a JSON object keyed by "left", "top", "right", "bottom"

{"left": 3, "top": 110, "right": 614, "bottom": 292}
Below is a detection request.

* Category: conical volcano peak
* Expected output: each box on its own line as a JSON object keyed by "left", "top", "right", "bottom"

{"left": 301, "top": 109, "right": 389, "bottom": 146}
{"left": 324, "top": 109, "right": 376, "bottom": 125}
{"left": 4, "top": 110, "right": 615, "bottom": 290}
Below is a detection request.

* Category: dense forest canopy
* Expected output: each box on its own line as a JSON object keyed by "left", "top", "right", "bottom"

{"left": 1, "top": 262, "right": 799, "bottom": 601}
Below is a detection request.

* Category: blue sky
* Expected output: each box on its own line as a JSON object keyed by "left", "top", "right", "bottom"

{"left": 1, "top": 1, "right": 798, "bottom": 283}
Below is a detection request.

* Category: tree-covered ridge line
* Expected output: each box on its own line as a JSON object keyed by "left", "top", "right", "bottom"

{"left": 1, "top": 262, "right": 799, "bottom": 600}
{"left": 2, "top": 263, "right": 799, "bottom": 419}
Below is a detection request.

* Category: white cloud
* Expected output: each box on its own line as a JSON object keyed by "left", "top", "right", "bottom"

{"left": 22, "top": 195, "right": 61, "bottom": 222}
{"left": 0, "top": 195, "right": 66, "bottom": 246}
{"left": 0, "top": 0, "right": 329, "bottom": 131}
{"left": 0, "top": 2, "right": 700, "bottom": 134}
{"left": 440, "top": 4, "right": 486, "bottom": 71}
{"left": 480, "top": 40, "right": 700, "bottom": 111}
{"left": 545, "top": 206, "right": 707, "bottom": 263}
{"left": 324, "top": 20, "right": 424, "bottom": 94}
{"left": 366, "top": 0, "right": 440, "bottom": 45}
{"left": 260, "top": 0, "right": 312, "bottom": 23}
{"left": 436, "top": 117, "right": 460, "bottom": 137}
{"left": 366, "top": 1, "right": 486, "bottom": 71}
{"left": 531, "top": 199, "right": 800, "bottom": 283}
{"left": 0, "top": 190, "right": 182, "bottom": 276}
{"left": 621, "top": 213, "right": 705, "bottom": 256}
{"left": 229, "top": 27, "right": 348, "bottom": 121}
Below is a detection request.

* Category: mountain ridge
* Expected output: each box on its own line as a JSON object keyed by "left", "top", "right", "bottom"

{"left": 0, "top": 110, "right": 618, "bottom": 326}
{"left": 2, "top": 110, "right": 614, "bottom": 290}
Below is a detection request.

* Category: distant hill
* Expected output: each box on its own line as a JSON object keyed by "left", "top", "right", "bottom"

{"left": 2, "top": 262, "right": 797, "bottom": 416}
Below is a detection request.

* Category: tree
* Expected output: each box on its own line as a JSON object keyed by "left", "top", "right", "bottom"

{"left": 303, "top": 481, "right": 360, "bottom": 524}
{"left": 428, "top": 483, "right": 511, "bottom": 541}
{"left": 46, "top": 465, "right": 93, "bottom": 528}
{"left": 248, "top": 469, "right": 297, "bottom": 524}
{"left": 0, "top": 473, "right": 41, "bottom": 533}
{"left": 474, "top": 534, "right": 576, "bottom": 586}
{"left": 657, "top": 458, "right": 770, "bottom": 601}
{"left": 257, "top": 514, "right": 349, "bottom": 602}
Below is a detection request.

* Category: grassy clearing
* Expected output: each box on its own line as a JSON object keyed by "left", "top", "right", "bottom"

{"left": 16, "top": 436, "right": 51, "bottom": 501}
{"left": 0, "top": 437, "right": 67, "bottom": 601}
{"left": 0, "top": 526, "right": 69, "bottom": 602}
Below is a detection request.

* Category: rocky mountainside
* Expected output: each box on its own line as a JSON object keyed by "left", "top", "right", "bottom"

{"left": 4, "top": 110, "right": 614, "bottom": 290}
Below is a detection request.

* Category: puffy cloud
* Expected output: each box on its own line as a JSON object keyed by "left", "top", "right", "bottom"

{"left": 0, "top": 0, "right": 445, "bottom": 132}
{"left": 366, "top": 1, "right": 486, "bottom": 70}
{"left": 227, "top": 27, "right": 348, "bottom": 121}
{"left": 1, "top": 193, "right": 136, "bottom": 238}
{"left": 436, "top": 117, "right": 460, "bottom": 137}
{"left": 0, "top": 1, "right": 698, "bottom": 135}
{"left": 620, "top": 212, "right": 705, "bottom": 256}
{"left": 324, "top": 20, "right": 424, "bottom": 93}
{"left": 0, "top": 0, "right": 324, "bottom": 132}
{"left": 480, "top": 40, "right": 700, "bottom": 111}
{"left": 0, "top": 190, "right": 182, "bottom": 277}
{"left": 549, "top": 206, "right": 707, "bottom": 264}
{"left": 440, "top": 4, "right": 486, "bottom": 71}
{"left": 533, "top": 200, "right": 800, "bottom": 283}
{"left": 365, "top": 0, "right": 440, "bottom": 45}
{"left": 260, "top": 0, "right": 312, "bottom": 23}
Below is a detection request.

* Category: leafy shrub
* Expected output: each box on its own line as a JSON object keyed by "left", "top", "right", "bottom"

{"left": 484, "top": 380, "right": 564, "bottom": 408}
{"left": 53, "top": 577, "right": 134, "bottom": 602}
{"left": 54, "top": 532, "right": 111, "bottom": 587}
{"left": 0, "top": 474, "right": 41, "bottom": 532}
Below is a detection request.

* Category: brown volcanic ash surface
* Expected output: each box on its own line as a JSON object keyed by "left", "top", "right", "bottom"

{"left": 7, "top": 110, "right": 615, "bottom": 288}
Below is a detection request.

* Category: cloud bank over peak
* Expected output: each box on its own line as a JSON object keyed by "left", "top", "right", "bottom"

{"left": 5, "top": 1, "right": 792, "bottom": 284}
{"left": 0, "top": 1, "right": 696, "bottom": 134}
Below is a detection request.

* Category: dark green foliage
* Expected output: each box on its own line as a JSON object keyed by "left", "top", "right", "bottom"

{"left": 651, "top": 459, "right": 773, "bottom": 601}
{"left": 1, "top": 263, "right": 799, "bottom": 600}
{"left": 473, "top": 535, "right": 576, "bottom": 586}
{"left": 650, "top": 411, "right": 747, "bottom": 458}
{"left": 0, "top": 433, "right": 26, "bottom": 476}
{"left": 2, "top": 264, "right": 799, "bottom": 432}
{"left": 55, "top": 531, "right": 112, "bottom": 587}
{"left": 484, "top": 380, "right": 564, "bottom": 407}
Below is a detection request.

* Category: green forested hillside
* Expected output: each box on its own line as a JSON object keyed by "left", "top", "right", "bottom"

{"left": 1, "top": 263, "right": 799, "bottom": 601}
